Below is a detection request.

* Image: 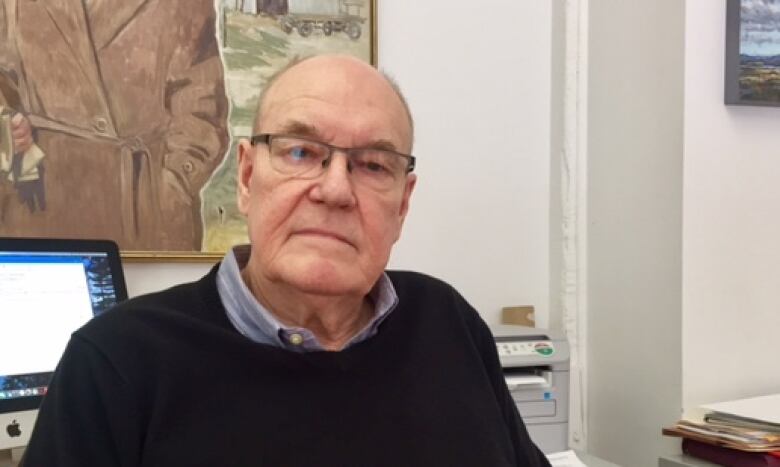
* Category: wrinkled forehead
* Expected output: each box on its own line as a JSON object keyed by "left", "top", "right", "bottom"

{"left": 259, "top": 59, "right": 412, "bottom": 151}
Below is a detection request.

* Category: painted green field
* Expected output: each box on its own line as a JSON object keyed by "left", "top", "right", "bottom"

{"left": 739, "top": 65, "right": 780, "bottom": 103}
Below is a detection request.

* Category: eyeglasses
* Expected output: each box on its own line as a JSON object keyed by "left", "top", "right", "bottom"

{"left": 250, "top": 134, "right": 415, "bottom": 191}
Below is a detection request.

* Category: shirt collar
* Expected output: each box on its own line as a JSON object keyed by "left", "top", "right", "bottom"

{"left": 216, "top": 245, "right": 398, "bottom": 351}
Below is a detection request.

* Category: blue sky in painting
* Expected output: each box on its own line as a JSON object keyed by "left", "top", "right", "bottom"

{"left": 741, "top": 0, "right": 780, "bottom": 56}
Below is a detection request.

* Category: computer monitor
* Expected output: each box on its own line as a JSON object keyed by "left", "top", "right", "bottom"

{"left": 0, "top": 238, "right": 127, "bottom": 453}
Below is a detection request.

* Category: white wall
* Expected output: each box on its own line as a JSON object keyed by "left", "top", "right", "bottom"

{"left": 583, "top": 3, "right": 780, "bottom": 466}
{"left": 683, "top": 0, "right": 780, "bottom": 408}
{"left": 586, "top": 2, "right": 684, "bottom": 466}
{"left": 126, "top": 1, "right": 554, "bottom": 328}
{"left": 379, "top": 1, "right": 552, "bottom": 327}
{"left": 124, "top": 263, "right": 213, "bottom": 297}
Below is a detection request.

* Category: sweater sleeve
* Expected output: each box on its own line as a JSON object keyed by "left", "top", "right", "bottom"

{"left": 466, "top": 307, "right": 553, "bottom": 467}
{"left": 21, "top": 334, "right": 142, "bottom": 467}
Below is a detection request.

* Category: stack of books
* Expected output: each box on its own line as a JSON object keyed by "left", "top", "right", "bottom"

{"left": 663, "top": 394, "right": 780, "bottom": 466}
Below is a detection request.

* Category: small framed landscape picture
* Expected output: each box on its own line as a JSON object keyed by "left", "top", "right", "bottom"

{"left": 725, "top": 0, "right": 780, "bottom": 106}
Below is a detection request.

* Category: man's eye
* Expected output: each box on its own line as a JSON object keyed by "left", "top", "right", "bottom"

{"left": 279, "top": 144, "right": 321, "bottom": 163}
{"left": 363, "top": 161, "right": 389, "bottom": 173}
{"left": 289, "top": 146, "right": 313, "bottom": 160}
{"left": 354, "top": 151, "right": 400, "bottom": 177}
{"left": 353, "top": 158, "right": 395, "bottom": 179}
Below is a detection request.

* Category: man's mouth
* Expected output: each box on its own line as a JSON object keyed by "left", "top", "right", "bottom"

{"left": 293, "top": 229, "right": 354, "bottom": 247}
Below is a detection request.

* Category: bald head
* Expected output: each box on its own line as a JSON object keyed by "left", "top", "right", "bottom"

{"left": 253, "top": 55, "right": 414, "bottom": 151}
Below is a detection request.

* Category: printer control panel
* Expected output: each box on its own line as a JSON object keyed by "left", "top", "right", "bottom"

{"left": 496, "top": 340, "right": 555, "bottom": 357}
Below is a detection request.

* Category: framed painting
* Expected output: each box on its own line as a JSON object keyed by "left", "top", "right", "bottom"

{"left": 0, "top": 0, "right": 376, "bottom": 262}
{"left": 725, "top": 0, "right": 780, "bottom": 106}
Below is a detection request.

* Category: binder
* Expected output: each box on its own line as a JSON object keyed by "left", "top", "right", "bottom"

{"left": 683, "top": 439, "right": 780, "bottom": 467}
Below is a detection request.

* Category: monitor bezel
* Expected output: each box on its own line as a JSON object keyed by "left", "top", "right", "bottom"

{"left": 0, "top": 237, "right": 127, "bottom": 413}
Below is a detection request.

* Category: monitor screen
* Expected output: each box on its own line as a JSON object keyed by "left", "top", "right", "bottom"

{"left": 0, "top": 238, "right": 127, "bottom": 419}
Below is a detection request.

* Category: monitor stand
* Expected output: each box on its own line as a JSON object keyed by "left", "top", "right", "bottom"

{"left": 0, "top": 447, "right": 24, "bottom": 467}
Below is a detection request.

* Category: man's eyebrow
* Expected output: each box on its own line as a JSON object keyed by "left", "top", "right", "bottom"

{"left": 275, "top": 120, "right": 402, "bottom": 153}
{"left": 276, "top": 121, "right": 321, "bottom": 139}
{"left": 366, "top": 140, "right": 400, "bottom": 153}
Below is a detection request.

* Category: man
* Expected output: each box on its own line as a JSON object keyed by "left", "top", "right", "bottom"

{"left": 0, "top": 0, "right": 228, "bottom": 251}
{"left": 23, "top": 55, "right": 551, "bottom": 466}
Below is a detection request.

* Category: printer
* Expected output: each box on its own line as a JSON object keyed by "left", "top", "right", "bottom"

{"left": 491, "top": 325, "right": 570, "bottom": 454}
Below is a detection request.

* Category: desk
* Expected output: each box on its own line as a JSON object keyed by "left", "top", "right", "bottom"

{"left": 658, "top": 454, "right": 720, "bottom": 466}
{"left": 1, "top": 451, "right": 625, "bottom": 467}
{"left": 0, "top": 448, "right": 22, "bottom": 467}
{"left": 1, "top": 448, "right": 623, "bottom": 467}
{"left": 576, "top": 451, "right": 623, "bottom": 467}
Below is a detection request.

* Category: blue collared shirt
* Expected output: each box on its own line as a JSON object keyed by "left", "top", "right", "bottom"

{"left": 216, "top": 245, "right": 399, "bottom": 352}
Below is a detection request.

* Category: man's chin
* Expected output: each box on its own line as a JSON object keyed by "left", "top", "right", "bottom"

{"left": 275, "top": 260, "right": 372, "bottom": 297}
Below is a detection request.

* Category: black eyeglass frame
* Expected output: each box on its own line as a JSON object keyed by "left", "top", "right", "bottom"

{"left": 250, "top": 133, "right": 416, "bottom": 174}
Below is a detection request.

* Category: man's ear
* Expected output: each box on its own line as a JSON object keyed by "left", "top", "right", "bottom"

{"left": 236, "top": 138, "right": 255, "bottom": 215}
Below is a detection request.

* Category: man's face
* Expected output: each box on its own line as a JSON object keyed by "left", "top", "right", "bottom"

{"left": 237, "top": 57, "right": 416, "bottom": 297}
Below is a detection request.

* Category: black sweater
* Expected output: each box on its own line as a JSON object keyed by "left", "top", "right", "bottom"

{"left": 23, "top": 267, "right": 551, "bottom": 467}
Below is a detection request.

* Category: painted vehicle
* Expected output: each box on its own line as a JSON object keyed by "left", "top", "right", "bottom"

{"left": 279, "top": 0, "right": 366, "bottom": 40}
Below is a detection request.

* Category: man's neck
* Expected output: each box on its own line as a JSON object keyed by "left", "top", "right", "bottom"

{"left": 240, "top": 268, "right": 374, "bottom": 351}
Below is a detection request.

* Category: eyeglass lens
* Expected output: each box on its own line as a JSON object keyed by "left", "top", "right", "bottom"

{"left": 268, "top": 136, "right": 408, "bottom": 190}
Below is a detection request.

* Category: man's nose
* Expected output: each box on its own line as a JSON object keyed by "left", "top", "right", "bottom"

{"left": 309, "top": 152, "right": 357, "bottom": 208}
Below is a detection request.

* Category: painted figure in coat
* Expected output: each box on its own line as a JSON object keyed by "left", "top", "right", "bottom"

{"left": 0, "top": 0, "right": 229, "bottom": 251}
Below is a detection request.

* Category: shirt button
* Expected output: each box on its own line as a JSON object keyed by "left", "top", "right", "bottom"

{"left": 289, "top": 333, "right": 304, "bottom": 345}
